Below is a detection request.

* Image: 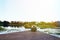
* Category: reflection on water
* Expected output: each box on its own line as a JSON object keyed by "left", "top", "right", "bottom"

{"left": 38, "top": 28, "right": 60, "bottom": 38}
{"left": 0, "top": 26, "right": 31, "bottom": 34}
{"left": 50, "top": 33, "right": 60, "bottom": 38}
{"left": 0, "top": 26, "right": 60, "bottom": 38}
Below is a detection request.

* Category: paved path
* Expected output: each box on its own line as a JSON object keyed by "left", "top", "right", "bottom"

{"left": 0, "top": 31, "right": 60, "bottom": 40}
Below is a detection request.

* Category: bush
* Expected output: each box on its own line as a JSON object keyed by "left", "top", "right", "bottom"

{"left": 24, "top": 24, "right": 31, "bottom": 29}
{"left": 0, "top": 26, "right": 5, "bottom": 31}
{"left": 31, "top": 26, "right": 37, "bottom": 32}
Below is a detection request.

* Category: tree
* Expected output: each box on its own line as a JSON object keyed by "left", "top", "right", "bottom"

{"left": 10, "top": 21, "right": 24, "bottom": 27}
{"left": 37, "top": 21, "right": 57, "bottom": 29}
{"left": 3, "top": 21, "right": 10, "bottom": 27}
{"left": 55, "top": 21, "right": 60, "bottom": 27}
{"left": 37, "top": 21, "right": 47, "bottom": 29}
{"left": 24, "top": 24, "right": 32, "bottom": 28}
{"left": 0, "top": 21, "right": 3, "bottom": 26}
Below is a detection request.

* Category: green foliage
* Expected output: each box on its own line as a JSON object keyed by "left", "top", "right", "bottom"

{"left": 10, "top": 21, "right": 24, "bottom": 27}
{"left": 24, "top": 21, "right": 36, "bottom": 29}
{"left": 0, "top": 27, "right": 5, "bottom": 31}
{"left": 23, "top": 21, "right": 57, "bottom": 29}
{"left": 36, "top": 21, "right": 57, "bottom": 29}
{"left": 24, "top": 24, "right": 31, "bottom": 28}
{"left": 31, "top": 26, "right": 37, "bottom": 32}
{"left": 0, "top": 20, "right": 58, "bottom": 29}
{"left": 0, "top": 21, "right": 3, "bottom": 26}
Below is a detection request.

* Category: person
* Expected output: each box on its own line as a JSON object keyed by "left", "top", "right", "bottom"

{"left": 31, "top": 25, "right": 37, "bottom": 32}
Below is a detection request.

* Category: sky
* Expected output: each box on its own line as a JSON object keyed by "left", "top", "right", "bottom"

{"left": 0, "top": 0, "right": 60, "bottom": 22}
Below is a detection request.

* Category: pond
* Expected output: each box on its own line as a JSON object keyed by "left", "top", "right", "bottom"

{"left": 0, "top": 26, "right": 60, "bottom": 38}
{"left": 0, "top": 26, "right": 31, "bottom": 34}
{"left": 39, "top": 28, "right": 60, "bottom": 38}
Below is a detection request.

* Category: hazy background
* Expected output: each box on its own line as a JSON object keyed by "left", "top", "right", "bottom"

{"left": 0, "top": 0, "right": 60, "bottom": 22}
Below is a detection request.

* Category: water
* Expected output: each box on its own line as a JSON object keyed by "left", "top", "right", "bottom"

{"left": 0, "top": 26, "right": 31, "bottom": 34}
{"left": 39, "top": 28, "right": 60, "bottom": 38}
{"left": 0, "top": 26, "right": 60, "bottom": 38}
{"left": 50, "top": 33, "right": 60, "bottom": 38}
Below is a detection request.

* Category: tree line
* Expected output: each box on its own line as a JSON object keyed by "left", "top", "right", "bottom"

{"left": 0, "top": 21, "right": 60, "bottom": 29}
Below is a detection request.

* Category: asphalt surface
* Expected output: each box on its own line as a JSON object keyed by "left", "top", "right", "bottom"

{"left": 0, "top": 31, "right": 60, "bottom": 40}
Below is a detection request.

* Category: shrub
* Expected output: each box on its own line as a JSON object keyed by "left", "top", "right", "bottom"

{"left": 31, "top": 26, "right": 37, "bottom": 32}
{"left": 0, "top": 26, "right": 5, "bottom": 31}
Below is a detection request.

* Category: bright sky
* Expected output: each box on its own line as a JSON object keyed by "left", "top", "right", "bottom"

{"left": 0, "top": 0, "right": 60, "bottom": 22}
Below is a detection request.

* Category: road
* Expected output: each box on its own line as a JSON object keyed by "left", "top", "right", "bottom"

{"left": 0, "top": 31, "right": 60, "bottom": 40}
